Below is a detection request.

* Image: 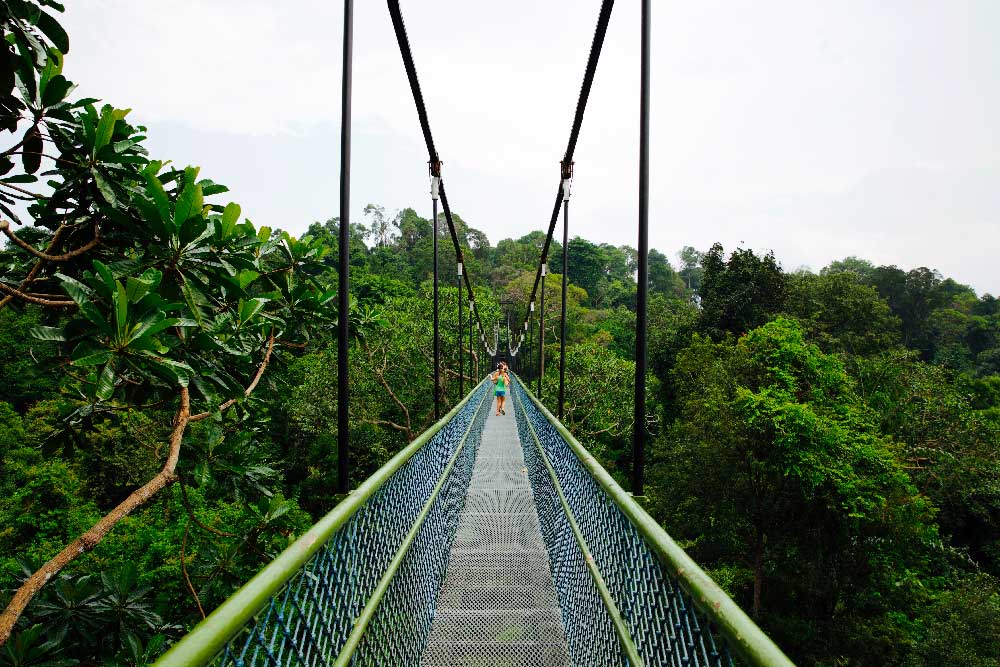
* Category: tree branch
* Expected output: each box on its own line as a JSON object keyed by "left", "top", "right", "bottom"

{"left": 0, "top": 219, "right": 99, "bottom": 262}
{"left": 0, "top": 182, "right": 45, "bottom": 200}
{"left": 189, "top": 332, "right": 276, "bottom": 422}
{"left": 0, "top": 387, "right": 192, "bottom": 646}
{"left": 0, "top": 280, "right": 75, "bottom": 307}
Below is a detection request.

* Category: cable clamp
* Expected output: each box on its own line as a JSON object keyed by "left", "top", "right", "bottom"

{"left": 541, "top": 264, "right": 548, "bottom": 277}
{"left": 429, "top": 159, "right": 442, "bottom": 200}
{"left": 457, "top": 262, "right": 463, "bottom": 276}
{"left": 530, "top": 301, "right": 535, "bottom": 312}
{"left": 561, "top": 160, "right": 574, "bottom": 200}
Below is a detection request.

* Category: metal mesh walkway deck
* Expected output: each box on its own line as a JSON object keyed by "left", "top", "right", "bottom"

{"left": 421, "top": 406, "right": 570, "bottom": 666}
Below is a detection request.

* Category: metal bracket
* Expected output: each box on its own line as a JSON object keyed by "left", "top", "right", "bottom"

{"left": 429, "top": 160, "right": 442, "bottom": 201}
{"left": 457, "top": 262, "right": 463, "bottom": 276}
{"left": 561, "top": 160, "right": 574, "bottom": 200}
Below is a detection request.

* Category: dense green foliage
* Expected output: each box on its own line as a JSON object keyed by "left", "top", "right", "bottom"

{"left": 2, "top": 3, "right": 999, "bottom": 665}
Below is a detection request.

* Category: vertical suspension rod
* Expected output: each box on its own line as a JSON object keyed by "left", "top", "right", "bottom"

{"left": 632, "top": 0, "right": 651, "bottom": 496}
{"left": 431, "top": 168, "right": 441, "bottom": 420}
{"left": 336, "top": 0, "right": 353, "bottom": 495}
{"left": 539, "top": 264, "right": 546, "bottom": 398}
{"left": 458, "top": 262, "right": 464, "bottom": 397}
{"left": 558, "top": 166, "right": 572, "bottom": 419}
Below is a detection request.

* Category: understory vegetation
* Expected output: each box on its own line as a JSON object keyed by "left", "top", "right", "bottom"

{"left": 1, "top": 3, "right": 999, "bottom": 665}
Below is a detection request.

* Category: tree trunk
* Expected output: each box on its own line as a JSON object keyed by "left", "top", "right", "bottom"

{"left": 752, "top": 531, "right": 764, "bottom": 619}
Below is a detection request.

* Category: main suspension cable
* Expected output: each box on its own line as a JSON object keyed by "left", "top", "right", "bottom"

{"left": 516, "top": 0, "right": 615, "bottom": 340}
{"left": 386, "top": 0, "right": 488, "bottom": 342}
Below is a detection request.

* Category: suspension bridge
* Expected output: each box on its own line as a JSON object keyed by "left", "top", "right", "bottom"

{"left": 156, "top": 1, "right": 795, "bottom": 664}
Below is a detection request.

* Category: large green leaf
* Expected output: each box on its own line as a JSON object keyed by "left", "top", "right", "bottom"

{"left": 21, "top": 125, "right": 42, "bottom": 174}
{"left": 93, "top": 104, "right": 118, "bottom": 151}
{"left": 143, "top": 173, "right": 171, "bottom": 231}
{"left": 95, "top": 359, "right": 116, "bottom": 400}
{"left": 92, "top": 260, "right": 116, "bottom": 299}
{"left": 220, "top": 202, "right": 241, "bottom": 238}
{"left": 56, "top": 273, "right": 111, "bottom": 334}
{"left": 173, "top": 181, "right": 203, "bottom": 231}
{"left": 72, "top": 350, "right": 112, "bottom": 367}
{"left": 113, "top": 280, "right": 128, "bottom": 339}
{"left": 28, "top": 325, "right": 66, "bottom": 342}
{"left": 35, "top": 10, "right": 70, "bottom": 53}
{"left": 238, "top": 298, "right": 269, "bottom": 326}
{"left": 91, "top": 167, "right": 117, "bottom": 206}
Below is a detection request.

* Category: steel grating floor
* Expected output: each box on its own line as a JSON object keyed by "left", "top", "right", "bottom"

{"left": 421, "top": 405, "right": 570, "bottom": 667}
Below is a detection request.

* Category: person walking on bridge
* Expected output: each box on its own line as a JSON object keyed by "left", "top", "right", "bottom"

{"left": 491, "top": 362, "right": 510, "bottom": 416}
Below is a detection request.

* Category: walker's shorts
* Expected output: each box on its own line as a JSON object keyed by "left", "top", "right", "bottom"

{"left": 495, "top": 390, "right": 506, "bottom": 397}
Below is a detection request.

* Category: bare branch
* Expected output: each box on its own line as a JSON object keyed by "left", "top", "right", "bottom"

{"left": 181, "top": 521, "right": 206, "bottom": 619}
{"left": 0, "top": 219, "right": 99, "bottom": 262}
{"left": 0, "top": 182, "right": 44, "bottom": 200}
{"left": 0, "top": 280, "right": 75, "bottom": 307}
{"left": 363, "top": 340, "right": 413, "bottom": 440}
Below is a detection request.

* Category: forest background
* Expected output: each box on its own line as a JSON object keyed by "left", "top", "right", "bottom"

{"left": 1, "top": 3, "right": 999, "bottom": 665}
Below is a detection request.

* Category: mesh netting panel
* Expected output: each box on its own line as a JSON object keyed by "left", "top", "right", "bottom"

{"left": 353, "top": 384, "right": 490, "bottom": 665}
{"left": 216, "top": 383, "right": 490, "bottom": 666}
{"left": 512, "top": 387, "right": 625, "bottom": 666}
{"left": 512, "top": 379, "right": 736, "bottom": 667}
{"left": 420, "top": 406, "right": 570, "bottom": 667}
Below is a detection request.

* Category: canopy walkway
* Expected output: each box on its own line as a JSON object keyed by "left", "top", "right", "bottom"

{"left": 156, "top": 376, "right": 793, "bottom": 667}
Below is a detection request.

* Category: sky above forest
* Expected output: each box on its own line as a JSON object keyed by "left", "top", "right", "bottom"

{"left": 60, "top": 1, "right": 999, "bottom": 294}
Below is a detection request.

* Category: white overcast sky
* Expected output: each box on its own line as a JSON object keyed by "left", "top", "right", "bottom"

{"left": 59, "top": 1, "right": 998, "bottom": 294}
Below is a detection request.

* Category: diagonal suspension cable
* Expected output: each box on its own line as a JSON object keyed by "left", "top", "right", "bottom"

{"left": 386, "top": 0, "right": 488, "bottom": 344}
{"left": 515, "top": 0, "right": 615, "bottom": 343}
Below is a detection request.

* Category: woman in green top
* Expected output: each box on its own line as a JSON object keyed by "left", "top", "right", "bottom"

{"left": 491, "top": 362, "right": 510, "bottom": 416}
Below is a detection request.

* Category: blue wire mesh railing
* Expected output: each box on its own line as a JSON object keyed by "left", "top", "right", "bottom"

{"left": 511, "top": 376, "right": 793, "bottom": 667}
{"left": 158, "top": 374, "right": 793, "bottom": 667}
{"left": 156, "top": 380, "right": 491, "bottom": 666}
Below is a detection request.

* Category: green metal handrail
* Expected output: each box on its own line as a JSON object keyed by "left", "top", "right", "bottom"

{"left": 513, "top": 385, "right": 643, "bottom": 664}
{"left": 330, "top": 386, "right": 489, "bottom": 665}
{"left": 517, "top": 378, "right": 796, "bottom": 667}
{"left": 155, "top": 377, "right": 489, "bottom": 666}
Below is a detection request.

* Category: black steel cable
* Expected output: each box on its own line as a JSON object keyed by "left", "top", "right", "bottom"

{"left": 517, "top": 0, "right": 615, "bottom": 337}
{"left": 386, "top": 0, "right": 487, "bottom": 341}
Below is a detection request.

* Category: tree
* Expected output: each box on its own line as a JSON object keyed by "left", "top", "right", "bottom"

{"left": 653, "top": 319, "right": 937, "bottom": 665}
{"left": 0, "top": 4, "right": 334, "bottom": 643}
{"left": 677, "top": 246, "right": 704, "bottom": 292}
{"left": 820, "top": 256, "right": 875, "bottom": 282}
{"left": 362, "top": 203, "right": 396, "bottom": 248}
{"left": 648, "top": 248, "right": 684, "bottom": 297}
{"left": 698, "top": 243, "right": 787, "bottom": 339}
{"left": 784, "top": 271, "right": 900, "bottom": 355}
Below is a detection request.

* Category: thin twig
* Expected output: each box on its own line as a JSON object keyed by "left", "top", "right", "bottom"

{"left": 189, "top": 332, "right": 276, "bottom": 422}
{"left": 178, "top": 479, "right": 236, "bottom": 537}
{"left": 180, "top": 521, "right": 206, "bottom": 619}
